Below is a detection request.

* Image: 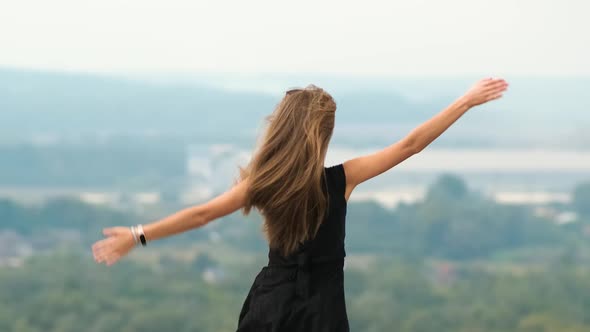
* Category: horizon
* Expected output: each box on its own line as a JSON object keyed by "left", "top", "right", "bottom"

{"left": 3, "top": 65, "right": 590, "bottom": 99}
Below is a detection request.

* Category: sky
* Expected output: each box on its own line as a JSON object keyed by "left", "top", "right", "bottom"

{"left": 0, "top": 0, "right": 588, "bottom": 77}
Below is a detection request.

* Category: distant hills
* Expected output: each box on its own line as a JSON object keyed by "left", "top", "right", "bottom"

{"left": 1, "top": 68, "right": 588, "bottom": 148}
{"left": 0, "top": 68, "right": 274, "bottom": 142}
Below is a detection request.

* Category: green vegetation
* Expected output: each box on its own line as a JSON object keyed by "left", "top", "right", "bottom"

{"left": 1, "top": 174, "right": 589, "bottom": 331}
{"left": 573, "top": 181, "right": 590, "bottom": 218}
{"left": 1, "top": 252, "right": 589, "bottom": 332}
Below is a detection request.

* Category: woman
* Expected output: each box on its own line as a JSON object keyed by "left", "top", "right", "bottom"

{"left": 92, "top": 77, "right": 509, "bottom": 331}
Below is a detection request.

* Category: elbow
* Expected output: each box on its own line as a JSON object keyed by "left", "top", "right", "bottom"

{"left": 191, "top": 206, "right": 210, "bottom": 228}
{"left": 404, "top": 136, "right": 423, "bottom": 155}
{"left": 411, "top": 143, "right": 424, "bottom": 155}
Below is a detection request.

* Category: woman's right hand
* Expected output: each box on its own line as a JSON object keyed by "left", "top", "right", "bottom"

{"left": 462, "top": 77, "right": 509, "bottom": 108}
{"left": 92, "top": 227, "right": 136, "bottom": 266}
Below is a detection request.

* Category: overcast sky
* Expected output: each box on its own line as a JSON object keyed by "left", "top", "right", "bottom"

{"left": 0, "top": 0, "right": 588, "bottom": 77}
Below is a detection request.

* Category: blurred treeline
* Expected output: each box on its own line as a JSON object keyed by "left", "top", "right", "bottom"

{"left": 1, "top": 175, "right": 590, "bottom": 331}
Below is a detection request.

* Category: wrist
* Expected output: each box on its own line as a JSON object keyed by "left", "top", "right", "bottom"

{"left": 130, "top": 226, "right": 139, "bottom": 245}
{"left": 137, "top": 224, "right": 147, "bottom": 246}
{"left": 455, "top": 95, "right": 473, "bottom": 112}
{"left": 129, "top": 225, "right": 147, "bottom": 247}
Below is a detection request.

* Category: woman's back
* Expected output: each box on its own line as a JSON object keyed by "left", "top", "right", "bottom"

{"left": 237, "top": 164, "right": 349, "bottom": 332}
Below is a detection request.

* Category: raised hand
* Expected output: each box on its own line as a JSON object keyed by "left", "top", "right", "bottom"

{"left": 91, "top": 227, "right": 136, "bottom": 266}
{"left": 462, "top": 77, "right": 509, "bottom": 108}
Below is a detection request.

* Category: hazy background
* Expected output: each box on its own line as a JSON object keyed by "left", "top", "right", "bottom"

{"left": 1, "top": 1, "right": 590, "bottom": 332}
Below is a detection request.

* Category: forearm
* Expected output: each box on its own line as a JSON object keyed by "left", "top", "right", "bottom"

{"left": 143, "top": 205, "right": 208, "bottom": 242}
{"left": 141, "top": 180, "right": 248, "bottom": 243}
{"left": 406, "top": 96, "right": 471, "bottom": 152}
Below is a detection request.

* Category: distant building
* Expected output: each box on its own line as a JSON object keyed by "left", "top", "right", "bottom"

{"left": 184, "top": 143, "right": 250, "bottom": 204}
{"left": 202, "top": 267, "right": 226, "bottom": 284}
{"left": 0, "top": 230, "right": 33, "bottom": 267}
{"left": 533, "top": 206, "right": 578, "bottom": 225}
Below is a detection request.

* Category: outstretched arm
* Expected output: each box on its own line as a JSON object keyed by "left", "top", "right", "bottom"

{"left": 92, "top": 179, "right": 248, "bottom": 266}
{"left": 143, "top": 180, "right": 248, "bottom": 241}
{"left": 342, "top": 77, "right": 508, "bottom": 199}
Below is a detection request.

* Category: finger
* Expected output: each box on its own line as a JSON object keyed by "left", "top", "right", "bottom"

{"left": 93, "top": 248, "right": 104, "bottom": 261}
{"left": 93, "top": 238, "right": 115, "bottom": 253}
{"left": 105, "top": 253, "right": 121, "bottom": 266}
{"left": 92, "top": 239, "right": 111, "bottom": 251}
{"left": 95, "top": 252, "right": 105, "bottom": 263}
{"left": 96, "top": 254, "right": 107, "bottom": 264}
{"left": 484, "top": 82, "right": 508, "bottom": 93}
{"left": 94, "top": 247, "right": 111, "bottom": 262}
{"left": 92, "top": 246, "right": 102, "bottom": 259}
{"left": 485, "top": 87, "right": 507, "bottom": 96}
{"left": 98, "top": 252, "right": 114, "bottom": 264}
{"left": 94, "top": 253, "right": 104, "bottom": 263}
{"left": 103, "top": 228, "right": 116, "bottom": 236}
{"left": 490, "top": 77, "right": 503, "bottom": 83}
{"left": 488, "top": 93, "right": 503, "bottom": 101}
{"left": 102, "top": 252, "right": 113, "bottom": 264}
{"left": 96, "top": 250, "right": 116, "bottom": 264}
{"left": 481, "top": 77, "right": 496, "bottom": 85}
{"left": 486, "top": 79, "right": 507, "bottom": 88}
{"left": 94, "top": 243, "right": 116, "bottom": 262}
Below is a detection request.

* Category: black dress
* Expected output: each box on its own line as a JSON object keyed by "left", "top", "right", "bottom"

{"left": 236, "top": 164, "right": 349, "bottom": 332}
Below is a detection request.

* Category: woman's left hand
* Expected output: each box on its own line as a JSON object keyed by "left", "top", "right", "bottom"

{"left": 91, "top": 227, "right": 136, "bottom": 266}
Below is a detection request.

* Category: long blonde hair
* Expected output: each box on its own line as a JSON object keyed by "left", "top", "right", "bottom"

{"left": 240, "top": 85, "right": 337, "bottom": 256}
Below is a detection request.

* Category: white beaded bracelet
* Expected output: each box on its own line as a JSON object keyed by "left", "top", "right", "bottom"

{"left": 130, "top": 225, "right": 139, "bottom": 244}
